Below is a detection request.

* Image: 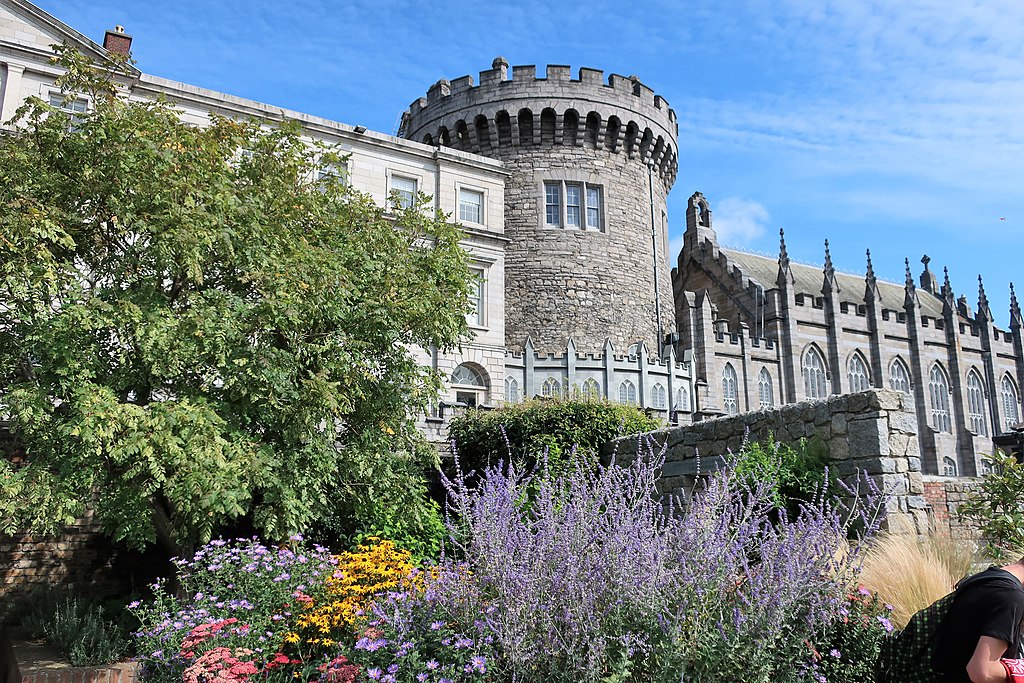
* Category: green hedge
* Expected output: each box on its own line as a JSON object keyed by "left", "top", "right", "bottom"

{"left": 446, "top": 398, "right": 660, "bottom": 476}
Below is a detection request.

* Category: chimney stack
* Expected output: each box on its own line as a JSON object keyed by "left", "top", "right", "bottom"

{"left": 103, "top": 25, "right": 132, "bottom": 56}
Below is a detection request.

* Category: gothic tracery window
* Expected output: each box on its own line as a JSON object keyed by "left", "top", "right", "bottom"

{"left": 541, "top": 377, "right": 562, "bottom": 398}
{"left": 929, "top": 364, "right": 952, "bottom": 433}
{"left": 848, "top": 353, "right": 871, "bottom": 393}
{"left": 581, "top": 378, "right": 601, "bottom": 401}
{"left": 889, "top": 358, "right": 911, "bottom": 395}
{"left": 966, "top": 370, "right": 988, "bottom": 436}
{"left": 758, "top": 368, "right": 774, "bottom": 409}
{"left": 651, "top": 383, "right": 667, "bottom": 409}
{"left": 505, "top": 376, "right": 520, "bottom": 404}
{"left": 618, "top": 379, "right": 637, "bottom": 405}
{"left": 1002, "top": 375, "right": 1021, "bottom": 430}
{"left": 803, "top": 347, "right": 827, "bottom": 400}
{"left": 722, "top": 363, "right": 739, "bottom": 415}
{"left": 676, "top": 385, "right": 690, "bottom": 412}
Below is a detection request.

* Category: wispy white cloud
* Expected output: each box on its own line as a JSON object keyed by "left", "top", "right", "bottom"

{"left": 711, "top": 197, "right": 771, "bottom": 246}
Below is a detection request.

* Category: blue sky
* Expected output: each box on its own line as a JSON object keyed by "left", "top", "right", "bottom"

{"left": 45, "top": 0, "right": 1023, "bottom": 326}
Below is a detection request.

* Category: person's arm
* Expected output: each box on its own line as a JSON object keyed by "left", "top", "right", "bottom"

{"left": 966, "top": 636, "right": 1011, "bottom": 683}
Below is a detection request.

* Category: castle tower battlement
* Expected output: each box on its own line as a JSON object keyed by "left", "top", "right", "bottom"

{"left": 401, "top": 59, "right": 679, "bottom": 358}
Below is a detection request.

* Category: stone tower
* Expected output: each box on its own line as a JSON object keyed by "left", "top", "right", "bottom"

{"left": 401, "top": 58, "right": 679, "bottom": 356}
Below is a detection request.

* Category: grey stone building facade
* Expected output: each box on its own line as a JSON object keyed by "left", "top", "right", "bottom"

{"left": 673, "top": 191, "right": 1024, "bottom": 477}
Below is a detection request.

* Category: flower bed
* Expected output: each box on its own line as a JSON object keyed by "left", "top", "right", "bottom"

{"left": 133, "top": 447, "right": 890, "bottom": 683}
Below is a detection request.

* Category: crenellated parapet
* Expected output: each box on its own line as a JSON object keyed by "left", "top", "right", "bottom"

{"left": 401, "top": 58, "right": 679, "bottom": 186}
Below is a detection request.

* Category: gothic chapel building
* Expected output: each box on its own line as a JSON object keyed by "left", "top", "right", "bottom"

{"left": 1, "top": 0, "right": 1021, "bottom": 478}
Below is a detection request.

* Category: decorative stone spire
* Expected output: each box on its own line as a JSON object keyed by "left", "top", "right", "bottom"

{"left": 977, "top": 274, "right": 992, "bottom": 321}
{"left": 865, "top": 249, "right": 880, "bottom": 300}
{"left": 778, "top": 228, "right": 790, "bottom": 270}
{"left": 1011, "top": 282, "right": 1022, "bottom": 329}
{"left": 822, "top": 239, "right": 838, "bottom": 293}
{"left": 942, "top": 266, "right": 954, "bottom": 301}
{"left": 904, "top": 257, "right": 919, "bottom": 308}
{"left": 905, "top": 258, "right": 915, "bottom": 288}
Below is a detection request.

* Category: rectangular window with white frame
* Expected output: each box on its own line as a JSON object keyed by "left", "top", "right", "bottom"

{"left": 49, "top": 92, "right": 88, "bottom": 128}
{"left": 459, "top": 187, "right": 484, "bottom": 225}
{"left": 542, "top": 180, "right": 605, "bottom": 231}
{"left": 390, "top": 175, "right": 417, "bottom": 209}
{"left": 317, "top": 161, "right": 348, "bottom": 188}
{"left": 468, "top": 267, "right": 485, "bottom": 326}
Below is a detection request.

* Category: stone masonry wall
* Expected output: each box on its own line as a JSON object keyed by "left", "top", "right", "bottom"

{"left": 923, "top": 477, "right": 982, "bottom": 540}
{"left": 605, "top": 389, "right": 930, "bottom": 535}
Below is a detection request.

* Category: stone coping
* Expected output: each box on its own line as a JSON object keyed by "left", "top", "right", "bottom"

{"left": 0, "top": 628, "right": 136, "bottom": 683}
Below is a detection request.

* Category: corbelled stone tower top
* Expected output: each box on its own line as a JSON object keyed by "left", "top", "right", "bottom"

{"left": 401, "top": 60, "right": 680, "bottom": 356}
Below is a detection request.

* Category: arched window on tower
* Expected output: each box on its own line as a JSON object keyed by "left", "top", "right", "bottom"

{"left": 541, "top": 376, "right": 562, "bottom": 399}
{"left": 651, "top": 383, "right": 667, "bottom": 409}
{"left": 1002, "top": 375, "right": 1021, "bottom": 430}
{"left": 580, "top": 378, "right": 601, "bottom": 401}
{"left": 929, "top": 364, "right": 952, "bottom": 433}
{"left": 758, "top": 368, "right": 774, "bottom": 409}
{"left": 618, "top": 379, "right": 637, "bottom": 405}
{"left": 505, "top": 376, "right": 520, "bottom": 404}
{"left": 966, "top": 369, "right": 988, "bottom": 436}
{"left": 889, "top": 358, "right": 911, "bottom": 395}
{"left": 803, "top": 347, "right": 828, "bottom": 400}
{"left": 722, "top": 364, "right": 739, "bottom": 415}
{"left": 848, "top": 353, "right": 871, "bottom": 393}
{"left": 451, "top": 363, "right": 488, "bottom": 408}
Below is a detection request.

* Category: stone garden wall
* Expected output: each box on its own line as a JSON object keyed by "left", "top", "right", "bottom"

{"left": 605, "top": 389, "right": 930, "bottom": 536}
{"left": 923, "top": 476, "right": 982, "bottom": 540}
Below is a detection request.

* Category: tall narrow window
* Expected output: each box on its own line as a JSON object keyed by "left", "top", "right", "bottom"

{"left": 505, "top": 376, "right": 520, "bottom": 404}
{"left": 966, "top": 370, "right": 988, "bottom": 436}
{"left": 651, "top": 383, "right": 667, "bottom": 409}
{"left": 390, "top": 175, "right": 417, "bottom": 209}
{"left": 459, "top": 188, "right": 484, "bottom": 224}
{"left": 467, "top": 269, "right": 485, "bottom": 326}
{"left": 929, "top": 364, "right": 952, "bottom": 433}
{"left": 541, "top": 377, "right": 562, "bottom": 398}
{"left": 889, "top": 358, "right": 911, "bottom": 395}
{"left": 1002, "top": 376, "right": 1021, "bottom": 429}
{"left": 803, "top": 347, "right": 827, "bottom": 399}
{"left": 586, "top": 186, "right": 602, "bottom": 229}
{"left": 581, "top": 378, "right": 601, "bottom": 401}
{"left": 618, "top": 379, "right": 637, "bottom": 405}
{"left": 676, "top": 386, "right": 690, "bottom": 412}
{"left": 848, "top": 354, "right": 870, "bottom": 393}
{"left": 565, "top": 184, "right": 582, "bottom": 227}
{"left": 544, "top": 183, "right": 561, "bottom": 226}
{"left": 758, "top": 368, "right": 774, "bottom": 409}
{"left": 722, "top": 364, "right": 739, "bottom": 415}
{"left": 942, "top": 456, "right": 958, "bottom": 477}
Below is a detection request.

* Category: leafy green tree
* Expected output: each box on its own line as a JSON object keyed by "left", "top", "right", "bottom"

{"left": 0, "top": 47, "right": 474, "bottom": 558}
{"left": 959, "top": 450, "right": 1024, "bottom": 559}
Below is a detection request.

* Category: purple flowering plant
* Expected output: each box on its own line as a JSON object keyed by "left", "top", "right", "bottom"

{"left": 130, "top": 537, "right": 337, "bottom": 683}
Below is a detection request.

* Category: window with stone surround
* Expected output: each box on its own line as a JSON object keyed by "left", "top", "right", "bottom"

{"left": 505, "top": 376, "right": 520, "bottom": 404}
{"left": 802, "top": 346, "right": 828, "bottom": 400}
{"left": 467, "top": 268, "right": 485, "bottom": 327}
{"left": 722, "top": 364, "right": 739, "bottom": 415}
{"left": 676, "top": 385, "right": 690, "bottom": 412}
{"left": 889, "top": 358, "right": 911, "bottom": 395}
{"left": 651, "top": 383, "right": 667, "bottom": 409}
{"left": 942, "top": 456, "right": 958, "bottom": 477}
{"left": 966, "top": 369, "right": 987, "bottom": 436}
{"left": 929, "top": 364, "right": 952, "bottom": 433}
{"left": 618, "top": 379, "right": 637, "bottom": 405}
{"left": 451, "top": 363, "right": 487, "bottom": 408}
{"left": 580, "top": 378, "right": 601, "bottom": 401}
{"left": 758, "top": 368, "right": 774, "bottom": 409}
{"left": 459, "top": 187, "right": 484, "bottom": 225}
{"left": 543, "top": 181, "right": 604, "bottom": 231}
{"left": 49, "top": 92, "right": 88, "bottom": 128}
{"left": 542, "top": 377, "right": 562, "bottom": 398}
{"left": 848, "top": 353, "right": 871, "bottom": 393}
{"left": 1002, "top": 375, "right": 1020, "bottom": 429}
{"left": 390, "top": 175, "right": 417, "bottom": 209}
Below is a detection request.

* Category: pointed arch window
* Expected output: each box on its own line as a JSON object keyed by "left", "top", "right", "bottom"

{"left": 848, "top": 353, "right": 871, "bottom": 393}
{"left": 929, "top": 364, "right": 952, "bottom": 433}
{"left": 541, "top": 377, "right": 562, "bottom": 398}
{"left": 676, "top": 385, "right": 690, "bottom": 412}
{"left": 803, "top": 347, "right": 827, "bottom": 400}
{"left": 651, "top": 383, "right": 667, "bottom": 409}
{"left": 966, "top": 370, "right": 988, "bottom": 436}
{"left": 581, "top": 378, "right": 601, "bottom": 401}
{"left": 618, "top": 379, "right": 637, "bottom": 405}
{"left": 758, "top": 368, "right": 774, "bottom": 409}
{"left": 942, "top": 456, "right": 958, "bottom": 477}
{"left": 889, "top": 358, "right": 911, "bottom": 395}
{"left": 505, "top": 376, "right": 520, "bottom": 404}
{"left": 722, "top": 364, "right": 739, "bottom": 415}
{"left": 1002, "top": 376, "right": 1021, "bottom": 430}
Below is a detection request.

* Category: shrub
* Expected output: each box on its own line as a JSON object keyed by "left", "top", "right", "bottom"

{"left": 958, "top": 450, "right": 1024, "bottom": 559}
{"left": 734, "top": 436, "right": 831, "bottom": 518}
{"left": 21, "top": 592, "right": 131, "bottom": 666}
{"left": 802, "top": 587, "right": 894, "bottom": 683}
{"left": 353, "top": 441, "right": 886, "bottom": 683}
{"left": 446, "top": 398, "right": 659, "bottom": 478}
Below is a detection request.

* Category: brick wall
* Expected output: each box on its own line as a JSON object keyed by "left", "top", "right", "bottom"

{"left": 923, "top": 476, "right": 982, "bottom": 539}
